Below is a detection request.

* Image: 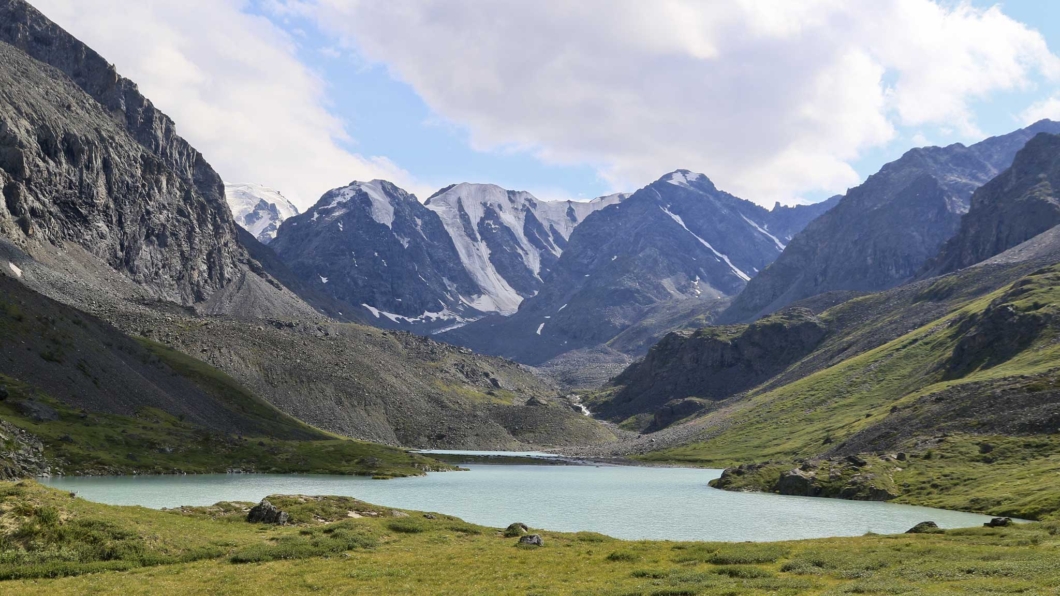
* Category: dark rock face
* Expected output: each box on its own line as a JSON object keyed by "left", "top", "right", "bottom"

{"left": 0, "top": 1, "right": 248, "bottom": 305}
{"left": 947, "top": 287, "right": 1054, "bottom": 374}
{"left": 271, "top": 180, "right": 483, "bottom": 327}
{"left": 442, "top": 171, "right": 834, "bottom": 365}
{"left": 723, "top": 120, "right": 1060, "bottom": 324}
{"left": 247, "top": 499, "right": 289, "bottom": 525}
{"left": 906, "top": 521, "right": 941, "bottom": 534}
{"left": 596, "top": 308, "right": 827, "bottom": 425}
{"left": 926, "top": 133, "right": 1060, "bottom": 275}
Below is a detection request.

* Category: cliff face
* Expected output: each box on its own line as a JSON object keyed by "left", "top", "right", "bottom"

{"left": 0, "top": 0, "right": 246, "bottom": 305}
{"left": 925, "top": 133, "right": 1060, "bottom": 276}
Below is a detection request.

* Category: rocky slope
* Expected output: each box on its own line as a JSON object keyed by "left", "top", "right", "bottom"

{"left": 924, "top": 132, "right": 1060, "bottom": 276}
{"left": 423, "top": 184, "right": 625, "bottom": 314}
{"left": 722, "top": 120, "right": 1060, "bottom": 324}
{"left": 441, "top": 170, "right": 835, "bottom": 366}
{"left": 225, "top": 184, "right": 299, "bottom": 244}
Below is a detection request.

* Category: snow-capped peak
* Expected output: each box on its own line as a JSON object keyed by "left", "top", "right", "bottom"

{"left": 665, "top": 170, "right": 707, "bottom": 189}
{"left": 224, "top": 183, "right": 300, "bottom": 243}
{"left": 326, "top": 180, "right": 400, "bottom": 229}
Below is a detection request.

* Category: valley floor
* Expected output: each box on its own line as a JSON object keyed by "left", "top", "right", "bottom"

{"left": 3, "top": 481, "right": 1060, "bottom": 595}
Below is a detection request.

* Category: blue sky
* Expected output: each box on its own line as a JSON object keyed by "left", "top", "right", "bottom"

{"left": 245, "top": 0, "right": 1060, "bottom": 205}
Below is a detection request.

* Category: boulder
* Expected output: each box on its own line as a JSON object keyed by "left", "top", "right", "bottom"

{"left": 984, "top": 517, "right": 1013, "bottom": 527}
{"left": 247, "top": 499, "right": 289, "bottom": 525}
{"left": 906, "top": 521, "right": 941, "bottom": 534}
{"left": 775, "top": 468, "right": 821, "bottom": 497}
{"left": 518, "top": 534, "right": 543, "bottom": 547}
{"left": 504, "top": 522, "right": 529, "bottom": 537}
{"left": 14, "top": 400, "right": 59, "bottom": 422}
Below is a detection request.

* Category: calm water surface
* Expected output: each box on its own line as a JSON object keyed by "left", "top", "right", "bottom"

{"left": 43, "top": 463, "right": 997, "bottom": 542}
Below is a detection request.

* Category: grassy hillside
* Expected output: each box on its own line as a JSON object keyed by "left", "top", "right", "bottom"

{"left": 0, "top": 276, "right": 447, "bottom": 477}
{"left": 638, "top": 263, "right": 1060, "bottom": 519}
{"left": 2, "top": 481, "right": 1060, "bottom": 594}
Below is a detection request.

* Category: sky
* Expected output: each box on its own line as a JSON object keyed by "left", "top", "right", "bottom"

{"left": 28, "top": 0, "right": 1060, "bottom": 210}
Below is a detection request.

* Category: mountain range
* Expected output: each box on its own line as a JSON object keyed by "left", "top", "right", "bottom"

{"left": 225, "top": 183, "right": 300, "bottom": 244}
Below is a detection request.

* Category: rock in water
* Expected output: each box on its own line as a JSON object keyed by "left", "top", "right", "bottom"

{"left": 247, "top": 499, "right": 289, "bottom": 525}
{"left": 984, "top": 517, "right": 1013, "bottom": 527}
{"left": 906, "top": 521, "right": 941, "bottom": 534}
{"left": 518, "top": 534, "right": 543, "bottom": 547}
{"left": 504, "top": 522, "right": 529, "bottom": 537}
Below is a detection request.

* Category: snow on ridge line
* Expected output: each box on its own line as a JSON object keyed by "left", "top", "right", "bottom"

{"left": 740, "top": 214, "right": 786, "bottom": 251}
{"left": 667, "top": 171, "right": 704, "bottom": 189}
{"left": 661, "top": 206, "right": 751, "bottom": 282}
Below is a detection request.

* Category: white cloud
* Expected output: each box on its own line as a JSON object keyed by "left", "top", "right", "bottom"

{"left": 30, "top": 0, "right": 415, "bottom": 209}
{"left": 1021, "top": 94, "right": 1060, "bottom": 124}
{"left": 301, "top": 0, "right": 1060, "bottom": 205}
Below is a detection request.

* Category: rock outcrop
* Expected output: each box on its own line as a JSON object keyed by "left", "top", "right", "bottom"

{"left": 247, "top": 499, "right": 289, "bottom": 525}
{"left": 0, "top": 419, "right": 48, "bottom": 479}
{"left": 595, "top": 308, "right": 827, "bottom": 426}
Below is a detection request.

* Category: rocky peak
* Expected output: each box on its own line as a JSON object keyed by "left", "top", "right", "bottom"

{"left": 925, "top": 132, "right": 1060, "bottom": 276}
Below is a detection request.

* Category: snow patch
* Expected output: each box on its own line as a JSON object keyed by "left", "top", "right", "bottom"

{"left": 740, "top": 214, "right": 786, "bottom": 251}
{"left": 536, "top": 322, "right": 545, "bottom": 335}
{"left": 361, "top": 303, "right": 477, "bottom": 329}
{"left": 666, "top": 171, "right": 704, "bottom": 189}
{"left": 661, "top": 206, "right": 750, "bottom": 281}
{"left": 7, "top": 262, "right": 22, "bottom": 278}
{"left": 558, "top": 304, "right": 567, "bottom": 312}
{"left": 319, "top": 275, "right": 328, "bottom": 284}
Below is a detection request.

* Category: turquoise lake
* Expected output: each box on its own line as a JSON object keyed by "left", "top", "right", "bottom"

{"left": 42, "top": 461, "right": 1000, "bottom": 542}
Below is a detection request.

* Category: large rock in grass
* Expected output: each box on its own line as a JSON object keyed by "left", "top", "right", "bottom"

{"left": 518, "top": 534, "right": 543, "bottom": 547}
{"left": 247, "top": 499, "right": 289, "bottom": 525}
{"left": 504, "top": 522, "right": 529, "bottom": 537}
{"left": 906, "top": 521, "right": 941, "bottom": 534}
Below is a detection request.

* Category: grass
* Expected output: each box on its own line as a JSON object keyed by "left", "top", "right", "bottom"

{"left": 639, "top": 265, "right": 1060, "bottom": 519}
{"left": 0, "top": 374, "right": 449, "bottom": 478}
{"left": 4, "top": 481, "right": 1060, "bottom": 594}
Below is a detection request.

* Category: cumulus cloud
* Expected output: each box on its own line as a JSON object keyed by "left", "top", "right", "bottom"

{"left": 31, "top": 0, "right": 414, "bottom": 209}
{"left": 1021, "top": 94, "right": 1060, "bottom": 124}
{"left": 301, "top": 0, "right": 1060, "bottom": 205}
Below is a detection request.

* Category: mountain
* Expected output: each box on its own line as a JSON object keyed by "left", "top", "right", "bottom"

{"left": 924, "top": 132, "right": 1060, "bottom": 276}
{"left": 721, "top": 120, "right": 1060, "bottom": 324}
{"left": 441, "top": 170, "right": 836, "bottom": 366}
{"left": 269, "top": 180, "right": 483, "bottom": 330}
{"left": 225, "top": 183, "right": 299, "bottom": 244}
{"left": 0, "top": 0, "right": 318, "bottom": 321}
{"left": 423, "top": 184, "right": 625, "bottom": 314}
